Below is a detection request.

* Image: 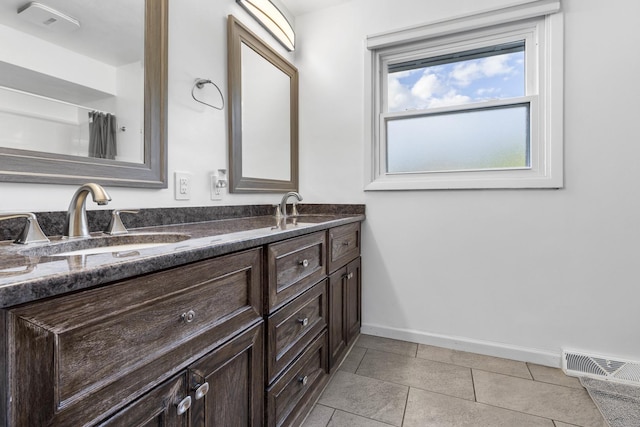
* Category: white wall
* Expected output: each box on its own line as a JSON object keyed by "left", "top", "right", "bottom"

{"left": 0, "top": 90, "right": 82, "bottom": 155}
{"left": 295, "top": 0, "right": 640, "bottom": 365}
{"left": 0, "top": 23, "right": 117, "bottom": 96}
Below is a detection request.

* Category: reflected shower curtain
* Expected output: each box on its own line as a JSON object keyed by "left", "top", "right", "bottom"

{"left": 88, "top": 111, "right": 117, "bottom": 160}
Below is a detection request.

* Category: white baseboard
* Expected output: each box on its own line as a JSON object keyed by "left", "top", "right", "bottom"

{"left": 361, "top": 323, "right": 561, "bottom": 368}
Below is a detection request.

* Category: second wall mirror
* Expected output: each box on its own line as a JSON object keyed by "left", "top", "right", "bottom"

{"left": 227, "top": 15, "right": 298, "bottom": 193}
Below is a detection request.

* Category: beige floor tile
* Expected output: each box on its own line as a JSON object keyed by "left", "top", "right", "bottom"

{"left": 527, "top": 363, "right": 583, "bottom": 389}
{"left": 404, "top": 387, "right": 554, "bottom": 427}
{"left": 553, "top": 422, "right": 583, "bottom": 427}
{"left": 355, "top": 334, "right": 417, "bottom": 357}
{"left": 339, "top": 346, "right": 367, "bottom": 373}
{"left": 417, "top": 344, "right": 532, "bottom": 379}
{"left": 302, "top": 404, "right": 335, "bottom": 427}
{"left": 356, "top": 349, "right": 475, "bottom": 401}
{"left": 473, "top": 370, "right": 608, "bottom": 427}
{"left": 328, "top": 410, "right": 396, "bottom": 427}
{"left": 317, "top": 371, "right": 408, "bottom": 426}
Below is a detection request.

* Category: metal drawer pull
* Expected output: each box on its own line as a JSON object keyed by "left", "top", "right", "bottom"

{"left": 299, "top": 259, "right": 309, "bottom": 268}
{"left": 298, "top": 375, "right": 309, "bottom": 386}
{"left": 195, "top": 382, "right": 210, "bottom": 400}
{"left": 181, "top": 310, "right": 196, "bottom": 323}
{"left": 177, "top": 396, "right": 191, "bottom": 415}
{"left": 297, "top": 317, "right": 309, "bottom": 327}
{"left": 342, "top": 241, "right": 350, "bottom": 246}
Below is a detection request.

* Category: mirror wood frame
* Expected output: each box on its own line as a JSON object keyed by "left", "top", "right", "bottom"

{"left": 0, "top": 0, "right": 168, "bottom": 188}
{"left": 227, "top": 15, "right": 298, "bottom": 193}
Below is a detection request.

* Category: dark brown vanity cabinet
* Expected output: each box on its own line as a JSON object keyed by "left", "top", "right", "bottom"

{"left": 327, "top": 223, "right": 362, "bottom": 370}
{"left": 3, "top": 219, "right": 363, "bottom": 427}
{"left": 7, "top": 249, "right": 263, "bottom": 427}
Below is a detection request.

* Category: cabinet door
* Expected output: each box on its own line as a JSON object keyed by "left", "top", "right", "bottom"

{"left": 328, "top": 257, "right": 362, "bottom": 370}
{"left": 345, "top": 257, "right": 362, "bottom": 345}
{"left": 328, "top": 266, "right": 347, "bottom": 369}
{"left": 188, "top": 322, "right": 264, "bottom": 427}
{"left": 97, "top": 374, "right": 189, "bottom": 427}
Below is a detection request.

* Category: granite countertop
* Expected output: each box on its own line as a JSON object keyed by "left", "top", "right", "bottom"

{"left": 0, "top": 213, "right": 364, "bottom": 309}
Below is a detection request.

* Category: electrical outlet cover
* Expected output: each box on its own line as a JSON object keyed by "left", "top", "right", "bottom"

{"left": 210, "top": 173, "right": 222, "bottom": 201}
{"left": 174, "top": 172, "right": 191, "bottom": 200}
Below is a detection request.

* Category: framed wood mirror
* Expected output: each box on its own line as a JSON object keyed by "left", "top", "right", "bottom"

{"left": 227, "top": 15, "right": 298, "bottom": 193}
{"left": 0, "top": 0, "right": 168, "bottom": 188}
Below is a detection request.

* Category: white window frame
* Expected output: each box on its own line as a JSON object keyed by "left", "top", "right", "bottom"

{"left": 364, "top": 0, "right": 563, "bottom": 190}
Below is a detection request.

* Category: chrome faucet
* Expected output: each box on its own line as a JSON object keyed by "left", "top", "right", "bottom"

{"left": 64, "top": 183, "right": 112, "bottom": 238}
{"left": 279, "top": 192, "right": 303, "bottom": 220}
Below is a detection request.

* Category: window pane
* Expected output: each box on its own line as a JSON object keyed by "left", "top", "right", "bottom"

{"left": 388, "top": 42, "right": 525, "bottom": 112}
{"left": 386, "top": 104, "right": 530, "bottom": 173}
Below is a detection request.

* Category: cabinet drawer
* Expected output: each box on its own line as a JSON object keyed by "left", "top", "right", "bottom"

{"left": 328, "top": 222, "right": 361, "bottom": 273}
{"left": 267, "top": 231, "right": 326, "bottom": 313}
{"left": 267, "top": 280, "right": 327, "bottom": 384}
{"left": 266, "top": 331, "right": 329, "bottom": 427}
{"left": 8, "top": 249, "right": 262, "bottom": 426}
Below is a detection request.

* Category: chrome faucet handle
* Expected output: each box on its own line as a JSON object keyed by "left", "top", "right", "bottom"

{"left": 0, "top": 213, "right": 50, "bottom": 244}
{"left": 291, "top": 203, "right": 299, "bottom": 217}
{"left": 106, "top": 209, "right": 139, "bottom": 235}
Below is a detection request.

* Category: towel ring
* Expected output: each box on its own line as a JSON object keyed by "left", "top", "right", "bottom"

{"left": 192, "top": 78, "right": 225, "bottom": 110}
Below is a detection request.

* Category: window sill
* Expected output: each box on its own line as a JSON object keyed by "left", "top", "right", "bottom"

{"left": 364, "top": 169, "right": 563, "bottom": 191}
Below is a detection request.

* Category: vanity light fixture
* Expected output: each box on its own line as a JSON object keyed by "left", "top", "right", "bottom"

{"left": 236, "top": 0, "right": 295, "bottom": 51}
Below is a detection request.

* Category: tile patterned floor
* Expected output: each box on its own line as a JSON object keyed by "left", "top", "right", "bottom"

{"left": 303, "top": 335, "right": 608, "bottom": 427}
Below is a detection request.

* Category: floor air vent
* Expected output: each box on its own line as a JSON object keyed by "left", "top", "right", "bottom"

{"left": 562, "top": 349, "right": 640, "bottom": 385}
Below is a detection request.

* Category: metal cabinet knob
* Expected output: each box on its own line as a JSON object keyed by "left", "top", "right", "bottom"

{"left": 177, "top": 396, "right": 192, "bottom": 415}
{"left": 181, "top": 310, "right": 196, "bottom": 323}
{"left": 299, "top": 259, "right": 309, "bottom": 268}
{"left": 194, "top": 382, "right": 210, "bottom": 400}
{"left": 298, "top": 375, "right": 309, "bottom": 386}
{"left": 342, "top": 241, "right": 350, "bottom": 246}
{"left": 297, "top": 317, "right": 309, "bottom": 327}
{"left": 347, "top": 272, "right": 354, "bottom": 280}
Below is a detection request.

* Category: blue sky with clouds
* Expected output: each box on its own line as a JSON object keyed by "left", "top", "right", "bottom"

{"left": 387, "top": 51, "right": 524, "bottom": 112}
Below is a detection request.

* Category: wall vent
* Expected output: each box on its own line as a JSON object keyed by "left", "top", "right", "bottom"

{"left": 17, "top": 2, "right": 80, "bottom": 33}
{"left": 562, "top": 349, "right": 640, "bottom": 385}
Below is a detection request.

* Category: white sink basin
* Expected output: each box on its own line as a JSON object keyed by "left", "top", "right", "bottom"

{"left": 54, "top": 242, "right": 176, "bottom": 256}
{"left": 19, "top": 233, "right": 191, "bottom": 257}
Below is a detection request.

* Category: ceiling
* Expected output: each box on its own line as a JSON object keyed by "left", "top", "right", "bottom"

{"left": 0, "top": 0, "right": 143, "bottom": 67}
{"left": 279, "top": 0, "right": 352, "bottom": 17}
{"left": 0, "top": 0, "right": 353, "bottom": 67}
